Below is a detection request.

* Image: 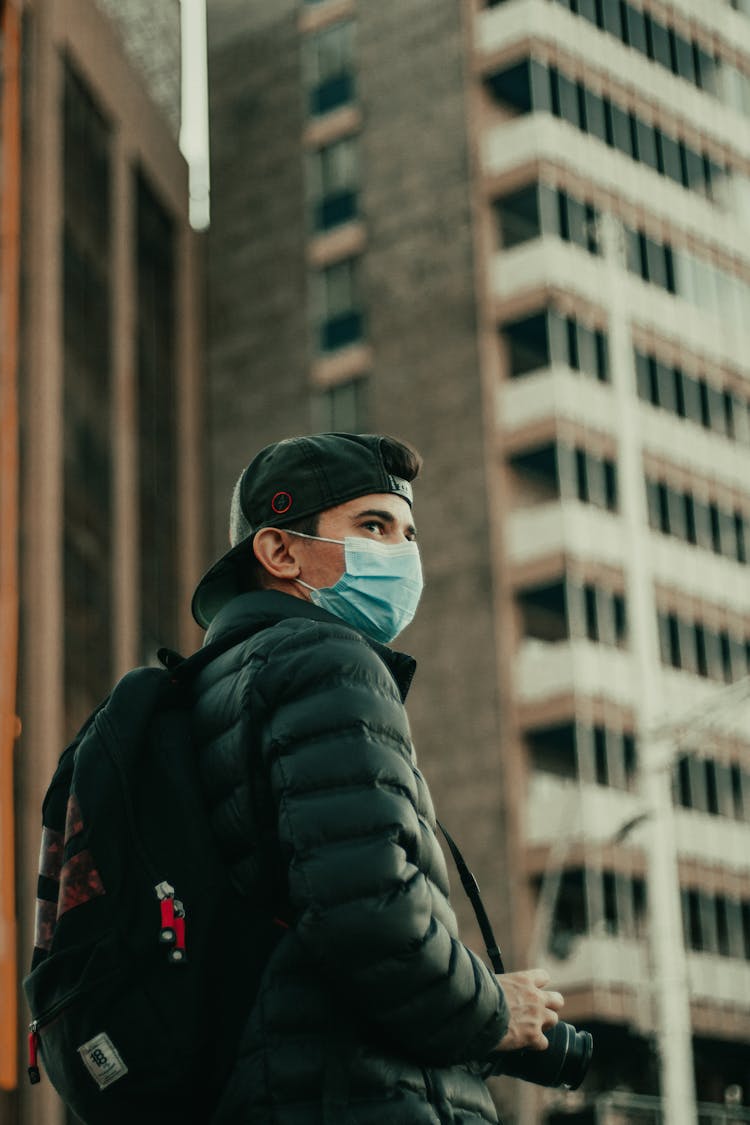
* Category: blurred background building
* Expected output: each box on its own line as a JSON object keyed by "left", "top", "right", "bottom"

{"left": 3, "top": 0, "right": 750, "bottom": 1122}
{"left": 206, "top": 0, "right": 750, "bottom": 1122}
{"left": 0, "top": 0, "right": 202, "bottom": 1121}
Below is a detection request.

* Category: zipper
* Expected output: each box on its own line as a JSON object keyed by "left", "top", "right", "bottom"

{"left": 27, "top": 967, "right": 123, "bottom": 1085}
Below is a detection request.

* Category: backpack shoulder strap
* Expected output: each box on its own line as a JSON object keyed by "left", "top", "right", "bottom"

{"left": 158, "top": 623, "right": 270, "bottom": 685}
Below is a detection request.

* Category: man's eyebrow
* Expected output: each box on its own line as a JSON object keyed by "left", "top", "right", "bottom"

{"left": 352, "top": 508, "right": 418, "bottom": 537}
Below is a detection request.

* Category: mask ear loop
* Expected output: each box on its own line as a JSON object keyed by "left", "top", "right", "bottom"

{"left": 285, "top": 530, "right": 345, "bottom": 546}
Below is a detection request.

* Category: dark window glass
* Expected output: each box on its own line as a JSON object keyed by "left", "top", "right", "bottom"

{"left": 567, "top": 317, "right": 579, "bottom": 370}
{"left": 594, "top": 726, "right": 608, "bottom": 784}
{"left": 694, "top": 46, "right": 718, "bottom": 96}
{"left": 595, "top": 331, "right": 609, "bottom": 382}
{"left": 497, "top": 184, "right": 541, "bottom": 248}
{"left": 735, "top": 512, "right": 747, "bottom": 563}
{"left": 699, "top": 381, "right": 711, "bottom": 428}
{"left": 488, "top": 60, "right": 533, "bottom": 113}
{"left": 577, "top": 0, "right": 597, "bottom": 23}
{"left": 613, "top": 593, "right": 627, "bottom": 646}
{"left": 575, "top": 448, "right": 589, "bottom": 502}
{"left": 635, "top": 350, "right": 652, "bottom": 401}
{"left": 530, "top": 58, "right": 553, "bottom": 113}
{"left": 624, "top": 5, "right": 648, "bottom": 54}
{"left": 673, "top": 367, "right": 686, "bottom": 416}
{"left": 719, "top": 633, "right": 734, "bottom": 683}
{"left": 518, "top": 581, "right": 568, "bottom": 642}
{"left": 674, "top": 32, "right": 696, "bottom": 82}
{"left": 709, "top": 502, "right": 722, "bottom": 553}
{"left": 584, "top": 585, "right": 599, "bottom": 641}
{"left": 527, "top": 722, "right": 577, "bottom": 778}
{"left": 567, "top": 196, "right": 590, "bottom": 249}
{"left": 316, "top": 191, "right": 357, "bottom": 230}
{"left": 556, "top": 71, "right": 583, "bottom": 127}
{"left": 583, "top": 89, "right": 608, "bottom": 141}
{"left": 649, "top": 18, "right": 673, "bottom": 68}
{"left": 321, "top": 310, "right": 363, "bottom": 351}
{"left": 505, "top": 312, "right": 550, "bottom": 376}
{"left": 604, "top": 461, "right": 618, "bottom": 510}
{"left": 311, "top": 73, "right": 355, "bottom": 116}
{"left": 655, "top": 359, "right": 677, "bottom": 411}
{"left": 693, "top": 498, "right": 713, "bottom": 552}
{"left": 706, "top": 383, "right": 727, "bottom": 435}
{"left": 694, "top": 623, "right": 709, "bottom": 676}
{"left": 667, "top": 486, "right": 687, "bottom": 540}
{"left": 684, "top": 493, "right": 697, "bottom": 544}
{"left": 704, "top": 157, "right": 725, "bottom": 204}
{"left": 682, "top": 372, "right": 703, "bottom": 425}
{"left": 657, "top": 482, "right": 670, "bottom": 533}
{"left": 658, "top": 132, "right": 683, "bottom": 184}
{"left": 576, "top": 323, "right": 599, "bottom": 377}
{"left": 645, "top": 236, "right": 669, "bottom": 289}
{"left": 610, "top": 103, "right": 634, "bottom": 156}
{"left": 635, "top": 120, "right": 659, "bottom": 169}
{"left": 602, "top": 1, "right": 624, "bottom": 37}
{"left": 646, "top": 479, "right": 661, "bottom": 530}
{"left": 723, "top": 391, "right": 736, "bottom": 439}
{"left": 683, "top": 145, "right": 706, "bottom": 194}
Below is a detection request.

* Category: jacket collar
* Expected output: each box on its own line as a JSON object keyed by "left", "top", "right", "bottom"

{"left": 204, "top": 590, "right": 417, "bottom": 701}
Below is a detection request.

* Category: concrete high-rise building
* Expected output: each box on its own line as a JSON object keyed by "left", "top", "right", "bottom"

{"left": 206, "top": 0, "right": 750, "bottom": 1120}
{"left": 0, "top": 0, "right": 202, "bottom": 1120}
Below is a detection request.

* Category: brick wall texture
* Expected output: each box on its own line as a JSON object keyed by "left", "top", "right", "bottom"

{"left": 95, "top": 0, "right": 182, "bottom": 136}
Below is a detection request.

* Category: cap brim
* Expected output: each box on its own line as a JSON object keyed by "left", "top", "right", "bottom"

{"left": 191, "top": 535, "right": 255, "bottom": 628}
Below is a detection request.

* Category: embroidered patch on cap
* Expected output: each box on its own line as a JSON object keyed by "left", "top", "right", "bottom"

{"left": 271, "top": 491, "right": 292, "bottom": 514}
{"left": 78, "top": 1033, "right": 129, "bottom": 1090}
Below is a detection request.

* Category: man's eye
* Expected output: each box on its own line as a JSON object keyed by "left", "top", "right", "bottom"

{"left": 362, "top": 521, "right": 384, "bottom": 534}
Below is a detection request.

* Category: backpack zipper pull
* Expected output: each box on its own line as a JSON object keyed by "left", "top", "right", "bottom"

{"left": 28, "top": 1024, "right": 41, "bottom": 1084}
{"left": 155, "top": 881, "right": 176, "bottom": 946}
{"left": 168, "top": 899, "right": 187, "bottom": 964}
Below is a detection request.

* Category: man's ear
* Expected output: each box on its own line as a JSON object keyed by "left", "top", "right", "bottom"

{"left": 253, "top": 528, "right": 302, "bottom": 580}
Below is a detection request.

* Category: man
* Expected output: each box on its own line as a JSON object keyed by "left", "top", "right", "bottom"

{"left": 190, "top": 432, "right": 564, "bottom": 1123}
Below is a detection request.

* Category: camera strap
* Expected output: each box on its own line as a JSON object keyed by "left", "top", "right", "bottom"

{"left": 437, "top": 820, "right": 505, "bottom": 975}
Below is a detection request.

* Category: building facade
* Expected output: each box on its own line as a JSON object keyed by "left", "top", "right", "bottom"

{"left": 0, "top": 0, "right": 203, "bottom": 1121}
{"left": 206, "top": 0, "right": 750, "bottom": 1121}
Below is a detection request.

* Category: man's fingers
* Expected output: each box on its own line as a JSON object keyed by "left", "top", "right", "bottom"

{"left": 545, "top": 990, "right": 564, "bottom": 1010}
{"left": 527, "top": 967, "right": 551, "bottom": 988}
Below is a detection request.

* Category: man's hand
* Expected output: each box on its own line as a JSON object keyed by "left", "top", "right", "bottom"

{"left": 494, "top": 969, "right": 565, "bottom": 1052}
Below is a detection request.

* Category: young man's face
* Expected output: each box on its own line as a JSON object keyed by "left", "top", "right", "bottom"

{"left": 294, "top": 492, "right": 417, "bottom": 591}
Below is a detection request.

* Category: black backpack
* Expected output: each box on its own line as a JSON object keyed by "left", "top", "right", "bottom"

{"left": 23, "top": 630, "right": 283, "bottom": 1125}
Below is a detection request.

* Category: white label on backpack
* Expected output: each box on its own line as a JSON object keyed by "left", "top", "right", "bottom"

{"left": 77, "top": 1032, "right": 129, "bottom": 1090}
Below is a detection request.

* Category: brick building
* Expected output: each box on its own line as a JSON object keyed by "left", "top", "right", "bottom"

{"left": 206, "top": 0, "right": 750, "bottom": 1121}
{"left": 0, "top": 0, "right": 202, "bottom": 1120}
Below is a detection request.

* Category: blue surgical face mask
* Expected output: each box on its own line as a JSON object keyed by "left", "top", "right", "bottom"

{"left": 289, "top": 532, "right": 424, "bottom": 645}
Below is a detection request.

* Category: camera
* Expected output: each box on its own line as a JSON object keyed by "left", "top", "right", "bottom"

{"left": 486, "top": 1019, "right": 593, "bottom": 1089}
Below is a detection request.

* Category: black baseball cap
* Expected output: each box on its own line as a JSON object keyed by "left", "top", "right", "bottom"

{"left": 191, "top": 433, "right": 415, "bottom": 628}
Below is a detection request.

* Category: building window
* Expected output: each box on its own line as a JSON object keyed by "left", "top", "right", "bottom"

{"left": 658, "top": 609, "right": 750, "bottom": 683}
{"left": 136, "top": 171, "right": 178, "bottom": 661}
{"left": 62, "top": 62, "right": 113, "bottom": 730}
{"left": 486, "top": 58, "right": 726, "bottom": 205}
{"left": 518, "top": 577, "right": 627, "bottom": 648}
{"left": 645, "top": 472, "right": 749, "bottom": 567}
{"left": 502, "top": 307, "right": 609, "bottom": 381}
{"left": 304, "top": 21, "right": 355, "bottom": 117}
{"left": 315, "top": 257, "right": 364, "bottom": 352}
{"left": 312, "top": 376, "right": 368, "bottom": 433}
{"left": 309, "top": 135, "right": 359, "bottom": 231}
{"left": 635, "top": 347, "right": 750, "bottom": 447}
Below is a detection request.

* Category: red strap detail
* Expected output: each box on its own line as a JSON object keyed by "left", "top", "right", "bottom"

{"left": 273, "top": 917, "right": 289, "bottom": 930}
{"left": 28, "top": 1031, "right": 41, "bottom": 1084}
{"left": 174, "top": 915, "right": 186, "bottom": 951}
{"left": 160, "top": 897, "right": 175, "bottom": 930}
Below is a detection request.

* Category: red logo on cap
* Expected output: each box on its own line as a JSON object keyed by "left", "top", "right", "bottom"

{"left": 271, "top": 491, "right": 293, "bottom": 514}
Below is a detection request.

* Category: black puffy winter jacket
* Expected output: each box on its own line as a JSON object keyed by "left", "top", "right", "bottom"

{"left": 192, "top": 590, "right": 509, "bottom": 1124}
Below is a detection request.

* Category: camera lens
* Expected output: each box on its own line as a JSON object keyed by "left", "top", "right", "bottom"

{"left": 489, "top": 1021, "right": 593, "bottom": 1089}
